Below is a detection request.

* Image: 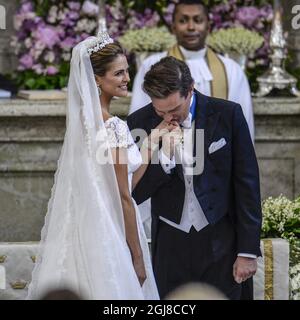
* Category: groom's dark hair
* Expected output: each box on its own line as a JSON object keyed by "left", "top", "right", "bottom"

{"left": 143, "top": 56, "right": 194, "bottom": 99}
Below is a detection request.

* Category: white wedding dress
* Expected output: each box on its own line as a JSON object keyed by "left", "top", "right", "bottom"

{"left": 26, "top": 115, "right": 159, "bottom": 300}
{"left": 26, "top": 37, "right": 159, "bottom": 300}
{"left": 103, "top": 116, "right": 159, "bottom": 299}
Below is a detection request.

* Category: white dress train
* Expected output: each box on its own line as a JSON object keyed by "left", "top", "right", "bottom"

{"left": 26, "top": 116, "right": 159, "bottom": 300}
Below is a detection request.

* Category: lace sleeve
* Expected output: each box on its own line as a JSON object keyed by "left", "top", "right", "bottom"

{"left": 105, "top": 117, "right": 134, "bottom": 149}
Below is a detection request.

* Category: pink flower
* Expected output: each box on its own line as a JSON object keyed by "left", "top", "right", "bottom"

{"left": 20, "top": 53, "right": 33, "bottom": 69}
{"left": 235, "top": 7, "right": 260, "bottom": 28}
{"left": 82, "top": 0, "right": 99, "bottom": 16}
{"left": 32, "top": 63, "right": 44, "bottom": 75}
{"left": 46, "top": 66, "right": 58, "bottom": 75}
{"left": 68, "top": 11, "right": 80, "bottom": 20}
{"left": 13, "top": 14, "right": 24, "bottom": 30}
{"left": 60, "top": 37, "right": 75, "bottom": 50}
{"left": 163, "top": 3, "right": 175, "bottom": 26}
{"left": 35, "top": 25, "right": 60, "bottom": 49}
{"left": 20, "top": 1, "right": 33, "bottom": 14}
{"left": 67, "top": 1, "right": 81, "bottom": 11}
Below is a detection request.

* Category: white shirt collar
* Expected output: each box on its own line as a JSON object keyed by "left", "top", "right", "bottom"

{"left": 179, "top": 45, "right": 212, "bottom": 81}
{"left": 180, "top": 94, "right": 195, "bottom": 129}
{"left": 179, "top": 46, "right": 207, "bottom": 60}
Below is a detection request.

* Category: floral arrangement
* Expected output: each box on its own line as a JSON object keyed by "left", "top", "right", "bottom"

{"left": 11, "top": 0, "right": 99, "bottom": 89}
{"left": 11, "top": 0, "right": 162, "bottom": 89}
{"left": 207, "top": 27, "right": 264, "bottom": 56}
{"left": 10, "top": 0, "right": 282, "bottom": 90}
{"left": 261, "top": 194, "right": 300, "bottom": 300}
{"left": 261, "top": 195, "right": 300, "bottom": 257}
{"left": 208, "top": 1, "right": 273, "bottom": 65}
{"left": 105, "top": 2, "right": 161, "bottom": 39}
{"left": 118, "top": 26, "right": 176, "bottom": 53}
{"left": 290, "top": 263, "right": 300, "bottom": 300}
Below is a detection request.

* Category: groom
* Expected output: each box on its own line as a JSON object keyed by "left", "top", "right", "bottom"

{"left": 127, "top": 57, "right": 262, "bottom": 299}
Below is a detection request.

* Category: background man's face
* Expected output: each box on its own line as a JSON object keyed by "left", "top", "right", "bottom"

{"left": 172, "top": 4, "right": 210, "bottom": 51}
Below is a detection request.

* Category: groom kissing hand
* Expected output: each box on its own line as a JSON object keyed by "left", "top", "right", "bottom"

{"left": 127, "top": 56, "right": 262, "bottom": 300}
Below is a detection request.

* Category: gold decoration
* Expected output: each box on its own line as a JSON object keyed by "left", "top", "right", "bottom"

{"left": 206, "top": 47, "right": 228, "bottom": 100}
{"left": 30, "top": 255, "right": 36, "bottom": 263}
{"left": 0, "top": 255, "right": 7, "bottom": 263}
{"left": 264, "top": 239, "right": 274, "bottom": 300}
{"left": 167, "top": 45, "right": 228, "bottom": 99}
{"left": 10, "top": 280, "right": 27, "bottom": 290}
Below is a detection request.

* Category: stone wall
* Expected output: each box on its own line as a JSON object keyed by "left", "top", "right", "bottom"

{"left": 0, "top": 96, "right": 300, "bottom": 242}
{"left": 0, "top": 97, "right": 128, "bottom": 241}
{"left": 254, "top": 97, "right": 300, "bottom": 200}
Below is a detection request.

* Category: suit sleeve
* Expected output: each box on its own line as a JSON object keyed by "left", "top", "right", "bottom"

{"left": 127, "top": 114, "right": 172, "bottom": 205}
{"left": 232, "top": 104, "right": 262, "bottom": 256}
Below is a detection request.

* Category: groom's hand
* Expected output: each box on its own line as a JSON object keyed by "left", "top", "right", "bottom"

{"left": 233, "top": 256, "right": 257, "bottom": 284}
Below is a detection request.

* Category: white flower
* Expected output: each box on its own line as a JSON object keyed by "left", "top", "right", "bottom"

{"left": 82, "top": 0, "right": 99, "bottom": 17}
{"left": 11, "top": 36, "right": 21, "bottom": 54}
{"left": 75, "top": 18, "right": 97, "bottom": 33}
{"left": 62, "top": 53, "right": 71, "bottom": 61}
{"left": 32, "top": 63, "right": 44, "bottom": 75}
{"left": 290, "top": 263, "right": 300, "bottom": 300}
{"left": 48, "top": 6, "right": 58, "bottom": 23}
{"left": 44, "top": 51, "right": 55, "bottom": 63}
{"left": 57, "top": 8, "right": 67, "bottom": 21}
{"left": 24, "top": 38, "right": 32, "bottom": 49}
{"left": 35, "top": 40, "right": 46, "bottom": 51}
{"left": 118, "top": 27, "right": 176, "bottom": 52}
{"left": 207, "top": 27, "right": 264, "bottom": 55}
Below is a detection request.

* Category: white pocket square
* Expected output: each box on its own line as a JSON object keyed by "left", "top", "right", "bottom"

{"left": 208, "top": 138, "right": 226, "bottom": 154}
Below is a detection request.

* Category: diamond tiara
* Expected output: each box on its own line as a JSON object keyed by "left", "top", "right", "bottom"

{"left": 87, "top": 30, "right": 114, "bottom": 56}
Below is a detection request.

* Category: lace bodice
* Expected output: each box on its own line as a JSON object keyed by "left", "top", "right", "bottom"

{"left": 104, "top": 116, "right": 142, "bottom": 174}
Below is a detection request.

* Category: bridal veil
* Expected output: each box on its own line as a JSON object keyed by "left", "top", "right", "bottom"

{"left": 26, "top": 37, "right": 151, "bottom": 300}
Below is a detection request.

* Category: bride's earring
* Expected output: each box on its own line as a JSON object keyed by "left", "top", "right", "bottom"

{"left": 97, "top": 85, "right": 102, "bottom": 96}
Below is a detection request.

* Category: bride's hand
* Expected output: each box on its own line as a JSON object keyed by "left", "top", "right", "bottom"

{"left": 150, "top": 120, "right": 178, "bottom": 145}
{"left": 133, "top": 255, "right": 147, "bottom": 286}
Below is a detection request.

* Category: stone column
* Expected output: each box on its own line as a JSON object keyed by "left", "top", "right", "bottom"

{"left": 0, "top": 0, "right": 17, "bottom": 74}
{"left": 97, "top": 0, "right": 107, "bottom": 32}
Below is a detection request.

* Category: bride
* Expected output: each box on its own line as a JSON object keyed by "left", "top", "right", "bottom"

{"left": 26, "top": 31, "right": 172, "bottom": 300}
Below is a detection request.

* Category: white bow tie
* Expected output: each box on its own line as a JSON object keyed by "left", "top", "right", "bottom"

{"left": 180, "top": 112, "right": 192, "bottom": 129}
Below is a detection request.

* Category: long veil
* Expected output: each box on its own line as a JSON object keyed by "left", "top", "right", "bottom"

{"left": 26, "top": 38, "right": 147, "bottom": 299}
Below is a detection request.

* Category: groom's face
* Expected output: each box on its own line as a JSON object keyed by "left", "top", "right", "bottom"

{"left": 152, "top": 90, "right": 193, "bottom": 124}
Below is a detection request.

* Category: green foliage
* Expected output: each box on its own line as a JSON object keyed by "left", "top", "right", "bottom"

{"left": 35, "top": 0, "right": 51, "bottom": 17}
{"left": 261, "top": 195, "right": 300, "bottom": 267}
{"left": 286, "top": 67, "right": 300, "bottom": 91}
{"left": 246, "top": 65, "right": 268, "bottom": 93}
{"left": 15, "top": 62, "right": 69, "bottom": 90}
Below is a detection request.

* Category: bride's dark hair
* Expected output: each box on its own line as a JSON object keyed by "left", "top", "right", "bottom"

{"left": 90, "top": 42, "right": 125, "bottom": 76}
